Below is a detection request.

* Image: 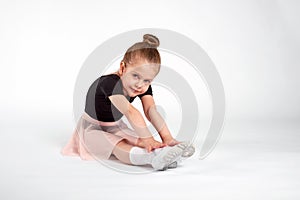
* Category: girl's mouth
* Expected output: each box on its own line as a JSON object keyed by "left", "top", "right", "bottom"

{"left": 130, "top": 87, "right": 140, "bottom": 94}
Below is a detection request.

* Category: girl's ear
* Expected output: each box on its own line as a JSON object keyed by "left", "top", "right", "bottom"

{"left": 119, "top": 62, "right": 126, "bottom": 76}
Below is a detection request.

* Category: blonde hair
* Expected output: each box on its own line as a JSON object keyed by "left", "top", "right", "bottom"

{"left": 122, "top": 34, "right": 161, "bottom": 65}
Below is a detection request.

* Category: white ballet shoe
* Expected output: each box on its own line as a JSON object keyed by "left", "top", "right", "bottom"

{"left": 167, "top": 161, "right": 178, "bottom": 169}
{"left": 181, "top": 145, "right": 195, "bottom": 158}
{"left": 151, "top": 143, "right": 187, "bottom": 171}
{"left": 167, "top": 143, "right": 195, "bottom": 169}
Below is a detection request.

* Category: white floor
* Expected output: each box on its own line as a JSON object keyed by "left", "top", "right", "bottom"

{"left": 1, "top": 112, "right": 299, "bottom": 200}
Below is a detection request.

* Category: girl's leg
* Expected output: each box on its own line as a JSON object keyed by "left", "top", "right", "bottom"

{"left": 112, "top": 139, "right": 133, "bottom": 164}
{"left": 112, "top": 139, "right": 190, "bottom": 170}
{"left": 112, "top": 139, "right": 160, "bottom": 166}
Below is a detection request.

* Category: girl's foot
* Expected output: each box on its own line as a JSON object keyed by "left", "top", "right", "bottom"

{"left": 151, "top": 142, "right": 189, "bottom": 170}
{"left": 167, "top": 161, "right": 178, "bottom": 169}
{"left": 180, "top": 144, "right": 195, "bottom": 158}
{"left": 167, "top": 143, "right": 195, "bottom": 169}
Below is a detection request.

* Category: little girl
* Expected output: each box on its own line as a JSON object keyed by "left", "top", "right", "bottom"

{"left": 61, "top": 34, "right": 194, "bottom": 170}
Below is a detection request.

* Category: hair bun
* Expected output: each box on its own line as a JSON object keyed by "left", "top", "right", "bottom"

{"left": 143, "top": 34, "right": 160, "bottom": 48}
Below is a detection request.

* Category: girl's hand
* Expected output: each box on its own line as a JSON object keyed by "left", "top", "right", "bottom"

{"left": 163, "top": 138, "right": 180, "bottom": 147}
{"left": 137, "top": 137, "right": 166, "bottom": 152}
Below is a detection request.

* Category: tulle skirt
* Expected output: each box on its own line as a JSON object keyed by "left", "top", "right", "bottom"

{"left": 61, "top": 112, "right": 139, "bottom": 160}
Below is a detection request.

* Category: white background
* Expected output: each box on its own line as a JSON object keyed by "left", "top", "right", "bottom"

{"left": 1, "top": 0, "right": 300, "bottom": 200}
{"left": 1, "top": 0, "right": 300, "bottom": 120}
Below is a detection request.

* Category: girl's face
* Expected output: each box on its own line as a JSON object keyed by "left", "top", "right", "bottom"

{"left": 119, "top": 60, "right": 159, "bottom": 97}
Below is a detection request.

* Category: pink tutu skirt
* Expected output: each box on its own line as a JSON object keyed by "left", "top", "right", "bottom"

{"left": 61, "top": 112, "right": 139, "bottom": 160}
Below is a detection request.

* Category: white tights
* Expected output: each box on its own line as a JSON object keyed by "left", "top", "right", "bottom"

{"left": 129, "top": 147, "right": 162, "bottom": 165}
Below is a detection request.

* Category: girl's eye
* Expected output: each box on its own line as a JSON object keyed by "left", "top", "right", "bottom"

{"left": 144, "top": 80, "right": 151, "bottom": 84}
{"left": 133, "top": 74, "right": 139, "bottom": 78}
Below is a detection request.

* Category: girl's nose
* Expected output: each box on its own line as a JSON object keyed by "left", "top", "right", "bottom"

{"left": 135, "top": 80, "right": 144, "bottom": 88}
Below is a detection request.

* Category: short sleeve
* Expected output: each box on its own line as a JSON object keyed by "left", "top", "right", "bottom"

{"left": 89, "top": 75, "right": 125, "bottom": 122}
{"left": 138, "top": 85, "right": 153, "bottom": 99}
{"left": 98, "top": 75, "right": 124, "bottom": 98}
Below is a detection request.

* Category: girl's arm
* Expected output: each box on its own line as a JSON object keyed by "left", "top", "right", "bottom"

{"left": 109, "top": 95, "right": 165, "bottom": 152}
{"left": 140, "top": 95, "right": 179, "bottom": 146}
